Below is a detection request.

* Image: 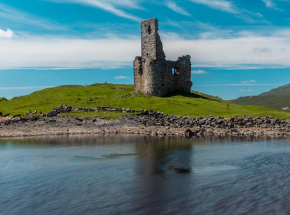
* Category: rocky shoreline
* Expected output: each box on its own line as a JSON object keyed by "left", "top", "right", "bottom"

{"left": 1, "top": 105, "right": 290, "bottom": 138}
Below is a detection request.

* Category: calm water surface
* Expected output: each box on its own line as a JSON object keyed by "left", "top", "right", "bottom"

{"left": 1, "top": 135, "right": 290, "bottom": 214}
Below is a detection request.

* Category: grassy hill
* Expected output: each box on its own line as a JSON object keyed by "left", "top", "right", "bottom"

{"left": 1, "top": 83, "right": 290, "bottom": 119}
{"left": 230, "top": 83, "right": 290, "bottom": 110}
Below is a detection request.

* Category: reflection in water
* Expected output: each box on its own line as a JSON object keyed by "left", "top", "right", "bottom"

{"left": 134, "top": 137, "right": 193, "bottom": 175}
{"left": 133, "top": 137, "right": 193, "bottom": 214}
{"left": 1, "top": 135, "right": 290, "bottom": 214}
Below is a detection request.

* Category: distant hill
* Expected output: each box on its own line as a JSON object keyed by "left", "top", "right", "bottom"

{"left": 230, "top": 83, "right": 290, "bottom": 110}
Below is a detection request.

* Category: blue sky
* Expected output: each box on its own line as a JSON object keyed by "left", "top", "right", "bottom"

{"left": 1, "top": 0, "right": 290, "bottom": 100}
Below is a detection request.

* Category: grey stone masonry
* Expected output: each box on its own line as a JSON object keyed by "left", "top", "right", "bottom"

{"left": 134, "top": 18, "right": 192, "bottom": 97}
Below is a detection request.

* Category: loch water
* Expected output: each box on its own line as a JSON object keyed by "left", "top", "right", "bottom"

{"left": 1, "top": 135, "right": 290, "bottom": 214}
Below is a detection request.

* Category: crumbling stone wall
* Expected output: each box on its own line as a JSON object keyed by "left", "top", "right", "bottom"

{"left": 134, "top": 18, "right": 192, "bottom": 97}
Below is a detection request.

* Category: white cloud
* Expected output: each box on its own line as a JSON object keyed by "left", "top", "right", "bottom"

{"left": 115, "top": 76, "right": 129, "bottom": 79}
{"left": 51, "top": 0, "right": 142, "bottom": 21}
{"left": 191, "top": 69, "right": 207, "bottom": 74}
{"left": 248, "top": 89, "right": 254, "bottom": 92}
{"left": 159, "top": 32, "right": 182, "bottom": 40}
{"left": 240, "top": 89, "right": 245, "bottom": 92}
{"left": 241, "top": 80, "right": 256, "bottom": 84}
{"left": 0, "top": 37, "right": 139, "bottom": 69}
{"left": 167, "top": 1, "right": 191, "bottom": 16}
{"left": 190, "top": 0, "right": 238, "bottom": 14}
{"left": 163, "top": 33, "right": 290, "bottom": 69}
{"left": 262, "top": 0, "right": 275, "bottom": 8}
{"left": 0, "top": 29, "right": 14, "bottom": 39}
{"left": 261, "top": 0, "right": 282, "bottom": 10}
{"left": 4, "top": 29, "right": 290, "bottom": 70}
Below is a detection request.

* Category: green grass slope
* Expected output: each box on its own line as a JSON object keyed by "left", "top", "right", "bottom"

{"left": 230, "top": 83, "right": 290, "bottom": 110}
{"left": 1, "top": 83, "right": 290, "bottom": 119}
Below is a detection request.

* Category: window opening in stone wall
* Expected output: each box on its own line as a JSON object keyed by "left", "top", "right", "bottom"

{"left": 148, "top": 25, "right": 151, "bottom": 34}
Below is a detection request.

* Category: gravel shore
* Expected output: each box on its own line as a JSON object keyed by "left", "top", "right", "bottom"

{"left": 1, "top": 112, "right": 290, "bottom": 138}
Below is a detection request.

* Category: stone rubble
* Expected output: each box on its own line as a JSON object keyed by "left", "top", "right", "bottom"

{"left": 1, "top": 105, "right": 290, "bottom": 138}
{"left": 45, "top": 105, "right": 137, "bottom": 117}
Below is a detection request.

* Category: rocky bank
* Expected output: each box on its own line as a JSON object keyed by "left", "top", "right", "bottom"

{"left": 1, "top": 105, "right": 290, "bottom": 138}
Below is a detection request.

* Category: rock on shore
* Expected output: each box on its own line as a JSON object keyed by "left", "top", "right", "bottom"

{"left": 1, "top": 106, "right": 290, "bottom": 138}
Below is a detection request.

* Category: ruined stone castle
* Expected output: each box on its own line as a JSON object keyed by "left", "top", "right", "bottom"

{"left": 134, "top": 18, "right": 192, "bottom": 97}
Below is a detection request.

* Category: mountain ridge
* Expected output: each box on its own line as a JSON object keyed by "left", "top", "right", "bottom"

{"left": 230, "top": 83, "right": 290, "bottom": 110}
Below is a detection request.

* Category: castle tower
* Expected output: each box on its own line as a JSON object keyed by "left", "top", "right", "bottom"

{"left": 134, "top": 18, "right": 192, "bottom": 97}
{"left": 141, "top": 18, "right": 165, "bottom": 61}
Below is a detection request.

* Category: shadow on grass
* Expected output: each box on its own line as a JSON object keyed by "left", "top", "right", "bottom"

{"left": 164, "top": 91, "right": 212, "bottom": 100}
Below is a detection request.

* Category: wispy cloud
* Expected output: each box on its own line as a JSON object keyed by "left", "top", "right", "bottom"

{"left": 115, "top": 76, "right": 129, "bottom": 79}
{"left": 261, "top": 0, "right": 282, "bottom": 10}
{"left": 95, "top": 0, "right": 141, "bottom": 9}
{"left": 239, "top": 89, "right": 254, "bottom": 92}
{"left": 190, "top": 0, "right": 268, "bottom": 23}
{"left": 190, "top": 0, "right": 238, "bottom": 14}
{"left": 241, "top": 80, "right": 256, "bottom": 84}
{"left": 262, "top": 0, "right": 275, "bottom": 8}
{"left": 194, "top": 84, "right": 277, "bottom": 87}
{"left": 164, "top": 19, "right": 182, "bottom": 28}
{"left": 51, "top": 0, "right": 142, "bottom": 21}
{"left": 167, "top": 1, "right": 191, "bottom": 16}
{"left": 253, "top": 47, "right": 272, "bottom": 53}
{"left": 191, "top": 69, "right": 207, "bottom": 74}
{"left": 0, "top": 29, "right": 14, "bottom": 39}
{"left": 0, "top": 86, "right": 54, "bottom": 90}
{"left": 0, "top": 3, "right": 67, "bottom": 30}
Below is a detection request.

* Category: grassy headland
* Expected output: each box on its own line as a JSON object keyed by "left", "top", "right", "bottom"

{"left": 1, "top": 83, "right": 290, "bottom": 119}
